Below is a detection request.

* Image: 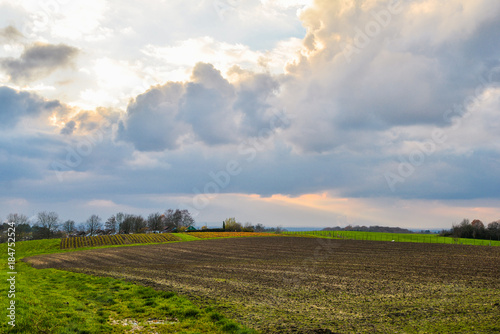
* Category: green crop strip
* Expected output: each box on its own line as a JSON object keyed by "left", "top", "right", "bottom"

{"left": 284, "top": 230, "right": 500, "bottom": 246}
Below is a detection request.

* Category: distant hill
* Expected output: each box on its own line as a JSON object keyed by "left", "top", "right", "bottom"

{"left": 322, "top": 225, "right": 413, "bottom": 234}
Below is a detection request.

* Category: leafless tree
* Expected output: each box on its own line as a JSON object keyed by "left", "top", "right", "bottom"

{"left": 7, "top": 213, "right": 29, "bottom": 225}
{"left": 119, "top": 214, "right": 146, "bottom": 234}
{"left": 105, "top": 215, "right": 117, "bottom": 233}
{"left": 62, "top": 220, "right": 76, "bottom": 236}
{"left": 147, "top": 212, "right": 163, "bottom": 232}
{"left": 86, "top": 214, "right": 102, "bottom": 236}
{"left": 36, "top": 211, "right": 60, "bottom": 238}
{"left": 164, "top": 209, "right": 195, "bottom": 230}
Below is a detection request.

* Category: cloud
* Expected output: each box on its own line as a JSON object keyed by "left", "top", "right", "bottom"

{"left": 117, "top": 81, "right": 187, "bottom": 152}
{"left": 118, "top": 62, "right": 287, "bottom": 151}
{"left": 179, "top": 63, "right": 239, "bottom": 145}
{"left": 0, "top": 25, "right": 23, "bottom": 41}
{"left": 1, "top": 43, "right": 79, "bottom": 83}
{"left": 60, "top": 120, "right": 76, "bottom": 135}
{"left": 2, "top": 0, "right": 500, "bottom": 229}
{"left": 280, "top": 0, "right": 500, "bottom": 153}
{"left": 0, "top": 86, "right": 61, "bottom": 128}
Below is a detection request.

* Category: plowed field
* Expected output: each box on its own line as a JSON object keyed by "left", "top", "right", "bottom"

{"left": 25, "top": 237, "right": 500, "bottom": 333}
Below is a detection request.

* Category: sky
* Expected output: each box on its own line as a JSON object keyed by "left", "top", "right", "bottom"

{"left": 1, "top": 0, "right": 499, "bottom": 229}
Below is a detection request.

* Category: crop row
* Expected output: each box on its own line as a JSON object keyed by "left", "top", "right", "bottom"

{"left": 187, "top": 232, "right": 278, "bottom": 239}
{"left": 60, "top": 233, "right": 180, "bottom": 249}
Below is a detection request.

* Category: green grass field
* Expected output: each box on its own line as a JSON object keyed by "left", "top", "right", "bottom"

{"left": 283, "top": 230, "right": 500, "bottom": 246}
{"left": 0, "top": 235, "right": 254, "bottom": 333}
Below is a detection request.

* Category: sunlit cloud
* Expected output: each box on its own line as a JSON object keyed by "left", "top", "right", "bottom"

{"left": 1, "top": 0, "right": 499, "bottom": 229}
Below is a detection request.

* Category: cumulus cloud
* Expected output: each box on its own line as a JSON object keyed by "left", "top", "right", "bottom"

{"left": 280, "top": 0, "right": 500, "bottom": 153}
{"left": 1, "top": 43, "right": 79, "bottom": 83}
{"left": 117, "top": 82, "right": 187, "bottom": 151}
{"left": 179, "top": 63, "right": 239, "bottom": 145}
{"left": 118, "top": 62, "right": 287, "bottom": 151}
{"left": 0, "top": 86, "right": 61, "bottom": 128}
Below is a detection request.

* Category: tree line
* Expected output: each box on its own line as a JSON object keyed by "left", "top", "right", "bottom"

{"left": 218, "top": 217, "right": 284, "bottom": 233}
{"left": 440, "top": 219, "right": 500, "bottom": 241}
{"left": 0, "top": 209, "right": 195, "bottom": 242}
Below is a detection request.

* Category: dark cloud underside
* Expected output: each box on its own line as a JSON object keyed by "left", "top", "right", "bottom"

{"left": 1, "top": 43, "right": 79, "bottom": 83}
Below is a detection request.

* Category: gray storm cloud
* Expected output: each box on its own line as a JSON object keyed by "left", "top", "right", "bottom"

{"left": 118, "top": 82, "right": 187, "bottom": 152}
{"left": 0, "top": 42, "right": 79, "bottom": 83}
{"left": 60, "top": 120, "right": 76, "bottom": 135}
{"left": 0, "top": 86, "right": 61, "bottom": 128}
{"left": 118, "top": 63, "right": 286, "bottom": 151}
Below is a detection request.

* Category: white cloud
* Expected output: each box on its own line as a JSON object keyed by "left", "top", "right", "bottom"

{"left": 20, "top": 0, "right": 109, "bottom": 40}
{"left": 2, "top": 0, "right": 500, "bottom": 229}
{"left": 142, "top": 37, "right": 259, "bottom": 68}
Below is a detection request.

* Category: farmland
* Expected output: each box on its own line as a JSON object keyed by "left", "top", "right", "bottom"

{"left": 0, "top": 236, "right": 253, "bottom": 333}
{"left": 60, "top": 233, "right": 181, "bottom": 249}
{"left": 59, "top": 232, "right": 279, "bottom": 250}
{"left": 26, "top": 237, "right": 500, "bottom": 333}
{"left": 186, "top": 232, "right": 278, "bottom": 239}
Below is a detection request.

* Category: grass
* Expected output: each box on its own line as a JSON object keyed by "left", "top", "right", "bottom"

{"left": 0, "top": 236, "right": 254, "bottom": 334}
{"left": 283, "top": 230, "right": 500, "bottom": 246}
{"left": 173, "top": 233, "right": 201, "bottom": 242}
{"left": 4, "top": 231, "right": 498, "bottom": 333}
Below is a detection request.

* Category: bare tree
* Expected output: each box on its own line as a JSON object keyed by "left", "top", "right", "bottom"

{"left": 180, "top": 209, "right": 195, "bottom": 228}
{"left": 132, "top": 215, "right": 147, "bottom": 233}
{"left": 147, "top": 212, "right": 163, "bottom": 232}
{"left": 173, "top": 210, "right": 183, "bottom": 228}
{"left": 62, "top": 220, "right": 76, "bottom": 236}
{"left": 164, "top": 209, "right": 176, "bottom": 230}
{"left": 35, "top": 211, "right": 60, "bottom": 239}
{"left": 76, "top": 223, "right": 86, "bottom": 233}
{"left": 119, "top": 214, "right": 146, "bottom": 234}
{"left": 7, "top": 213, "right": 29, "bottom": 225}
{"left": 164, "top": 209, "right": 195, "bottom": 230}
{"left": 119, "top": 214, "right": 132, "bottom": 234}
{"left": 105, "top": 215, "right": 117, "bottom": 233}
{"left": 6, "top": 213, "right": 31, "bottom": 240}
{"left": 86, "top": 214, "right": 102, "bottom": 236}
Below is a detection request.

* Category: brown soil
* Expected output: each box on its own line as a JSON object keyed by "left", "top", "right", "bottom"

{"left": 25, "top": 237, "right": 500, "bottom": 333}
